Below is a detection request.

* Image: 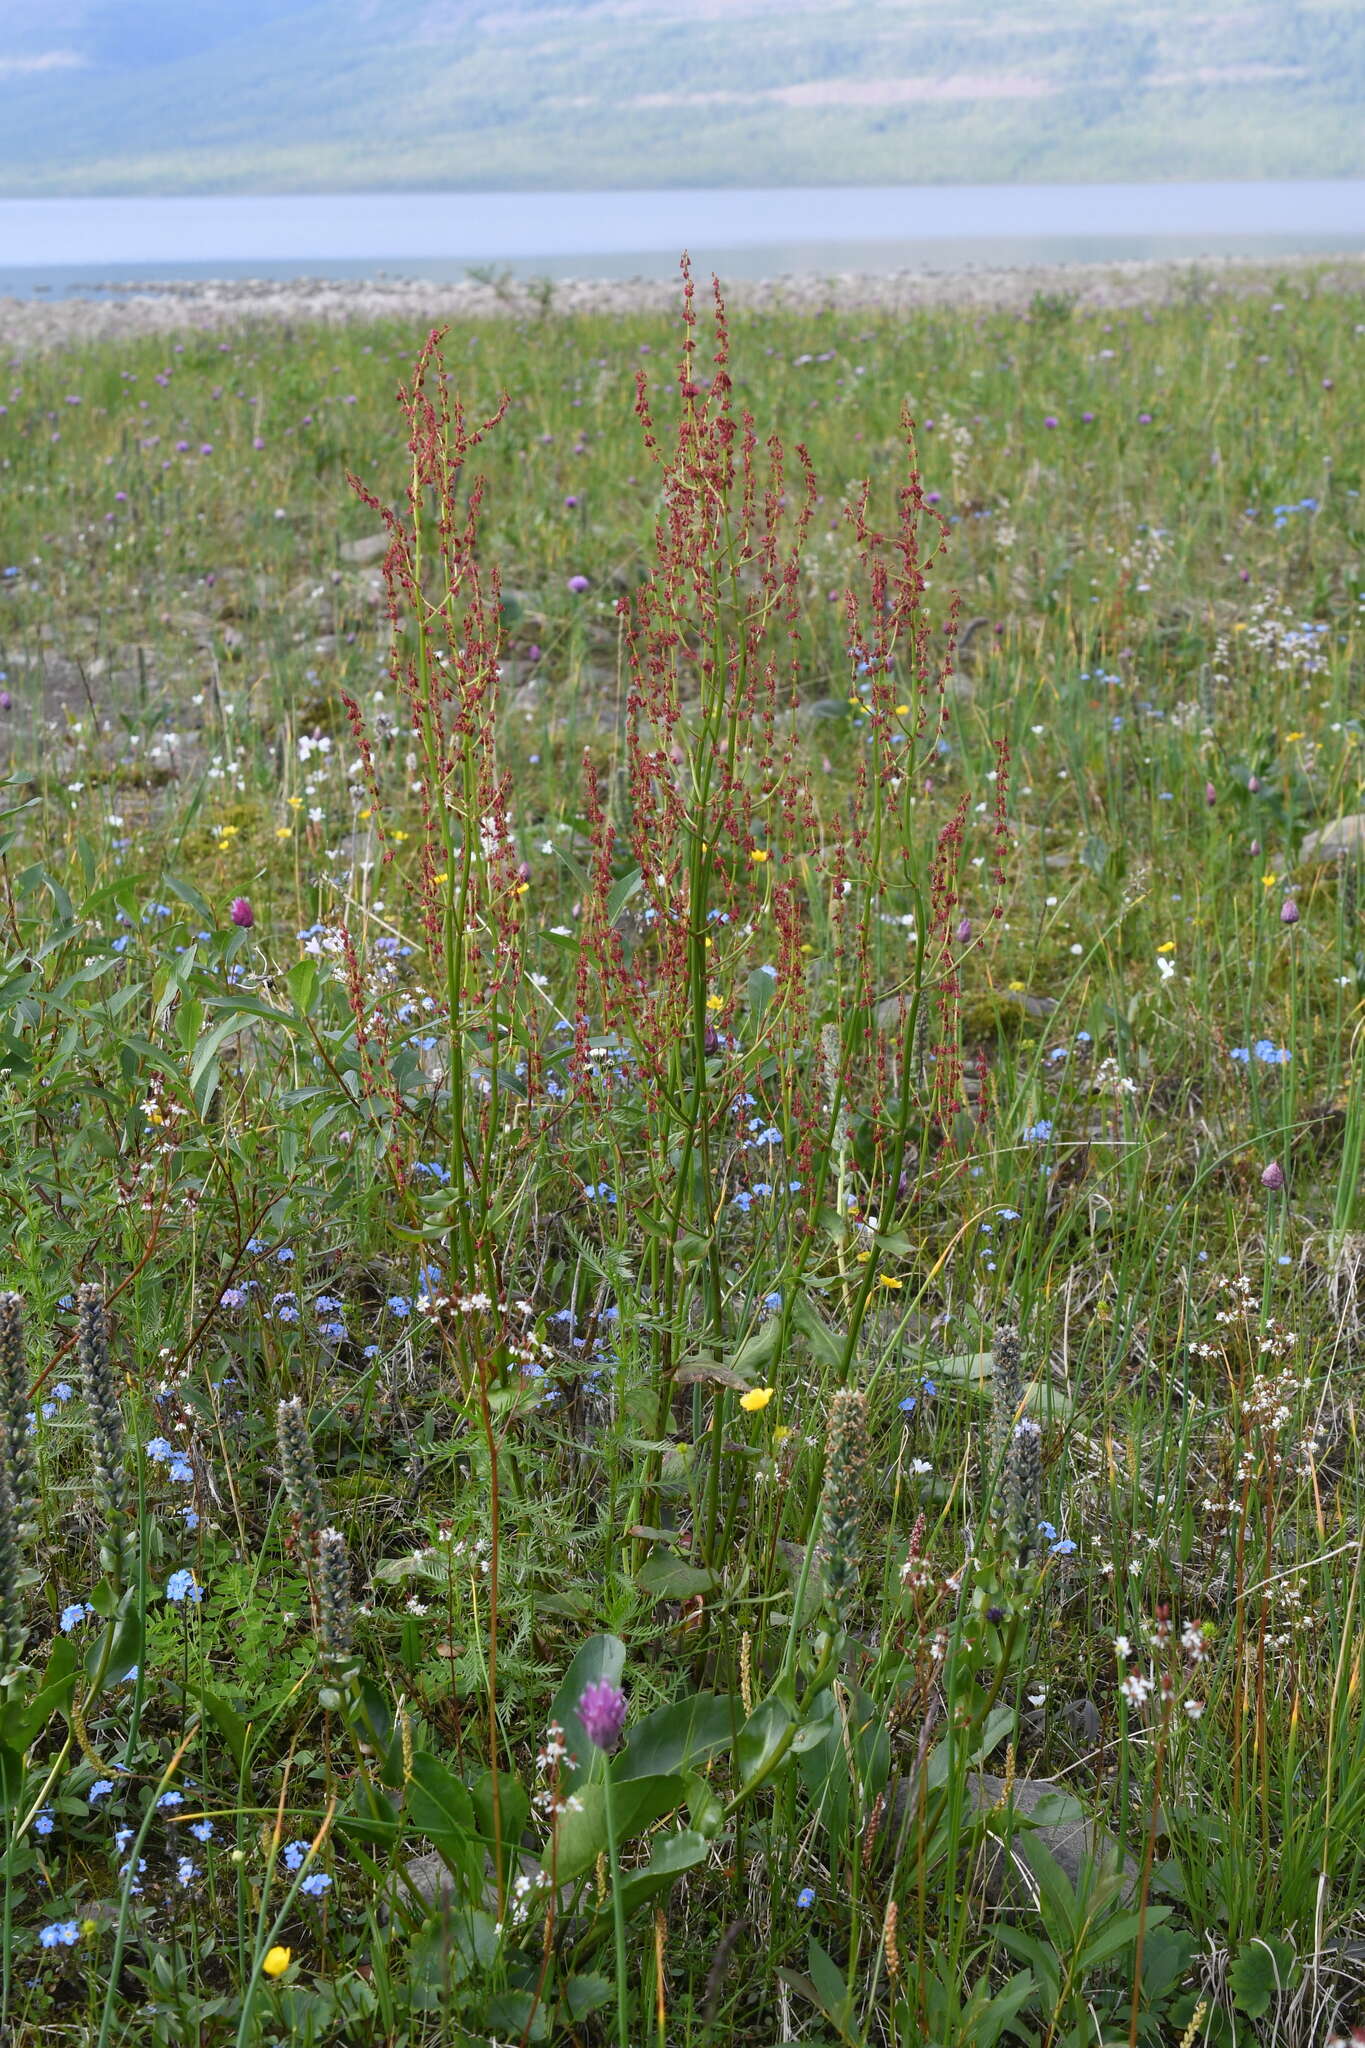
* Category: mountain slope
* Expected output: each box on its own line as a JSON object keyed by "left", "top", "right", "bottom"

{"left": 1, "top": 0, "right": 1363, "bottom": 193}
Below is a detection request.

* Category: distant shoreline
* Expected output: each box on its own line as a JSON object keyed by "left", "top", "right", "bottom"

{"left": 5, "top": 251, "right": 1365, "bottom": 350}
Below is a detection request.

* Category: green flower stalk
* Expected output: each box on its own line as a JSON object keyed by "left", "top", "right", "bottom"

{"left": 820, "top": 1389, "right": 869, "bottom": 1625}
{"left": 76, "top": 1285, "right": 130, "bottom": 1586}
{"left": 0, "top": 1465, "right": 24, "bottom": 1681}
{"left": 0, "top": 1294, "right": 36, "bottom": 1539}
{"left": 1003, "top": 1417, "right": 1043, "bottom": 1566}
{"left": 275, "top": 1396, "right": 326, "bottom": 1554}
{"left": 990, "top": 1322, "right": 1023, "bottom": 1469}
{"left": 317, "top": 1527, "right": 356, "bottom": 1671}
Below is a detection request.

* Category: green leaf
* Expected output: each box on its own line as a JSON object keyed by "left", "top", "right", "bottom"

{"left": 549, "top": 1634, "right": 625, "bottom": 1788}
{"left": 196, "top": 1685, "right": 250, "bottom": 1772}
{"left": 548, "top": 1772, "right": 686, "bottom": 1883}
{"left": 683, "top": 1770, "right": 726, "bottom": 1838}
{"left": 468, "top": 1767, "right": 531, "bottom": 1854}
{"left": 728, "top": 1318, "right": 784, "bottom": 1375}
{"left": 1077, "top": 1906, "right": 1169, "bottom": 1972}
{"left": 407, "top": 1753, "right": 476, "bottom": 1846}
{"left": 790, "top": 1290, "right": 843, "bottom": 1371}
{"left": 0, "top": 1744, "right": 23, "bottom": 1814}
{"left": 806, "top": 1938, "right": 851, "bottom": 2029}
{"left": 562, "top": 1973, "right": 613, "bottom": 2021}
{"left": 334, "top": 1784, "right": 402, "bottom": 1849}
{"left": 485, "top": 1991, "right": 547, "bottom": 2041}
{"left": 746, "top": 965, "right": 776, "bottom": 1024}
{"left": 1229, "top": 1936, "right": 1297, "bottom": 2017}
{"left": 969, "top": 1971, "right": 1041, "bottom": 2045}
{"left": 990, "top": 1924, "right": 1061, "bottom": 2009}
{"left": 189, "top": 1010, "right": 254, "bottom": 1110}
{"left": 618, "top": 1694, "right": 734, "bottom": 1782}
{"left": 635, "top": 1553, "right": 718, "bottom": 1601}
{"left": 613, "top": 1827, "right": 708, "bottom": 1916}
{"left": 735, "top": 1695, "right": 793, "bottom": 1792}
{"left": 1142, "top": 1924, "right": 1195, "bottom": 2003}
{"left": 2, "top": 1637, "right": 76, "bottom": 1750}
{"left": 87, "top": 1607, "right": 143, "bottom": 1694}
{"left": 287, "top": 957, "right": 319, "bottom": 1015}
{"left": 164, "top": 875, "right": 216, "bottom": 925}
{"left": 606, "top": 865, "right": 644, "bottom": 925}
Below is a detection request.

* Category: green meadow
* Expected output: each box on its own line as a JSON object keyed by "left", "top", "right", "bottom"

{"left": 0, "top": 266, "right": 1363, "bottom": 2046}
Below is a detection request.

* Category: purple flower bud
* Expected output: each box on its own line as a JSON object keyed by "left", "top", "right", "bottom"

{"left": 1280, "top": 898, "right": 1300, "bottom": 926}
{"left": 230, "top": 897, "right": 255, "bottom": 929}
{"left": 0, "top": 690, "right": 10, "bottom": 711}
{"left": 956, "top": 917, "right": 972, "bottom": 945}
{"left": 578, "top": 1678, "right": 627, "bottom": 1752}
{"left": 1261, "top": 1160, "right": 1285, "bottom": 1192}
{"left": 1204, "top": 782, "right": 1217, "bottom": 807}
{"left": 1249, "top": 840, "right": 1261, "bottom": 857}
{"left": 1247, "top": 775, "right": 1261, "bottom": 794}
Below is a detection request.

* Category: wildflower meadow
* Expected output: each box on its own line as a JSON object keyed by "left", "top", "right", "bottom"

{"left": 0, "top": 262, "right": 1364, "bottom": 2046}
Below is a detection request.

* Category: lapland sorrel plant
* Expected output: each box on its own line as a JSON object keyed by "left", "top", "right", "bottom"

{"left": 341, "top": 263, "right": 998, "bottom": 1573}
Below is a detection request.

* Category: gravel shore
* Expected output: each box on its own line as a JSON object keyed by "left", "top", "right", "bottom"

{"left": 5, "top": 251, "right": 1365, "bottom": 351}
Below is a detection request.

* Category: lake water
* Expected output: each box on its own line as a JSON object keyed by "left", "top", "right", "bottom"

{"left": 3, "top": 181, "right": 1365, "bottom": 297}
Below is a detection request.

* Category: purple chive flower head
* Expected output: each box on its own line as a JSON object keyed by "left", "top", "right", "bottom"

{"left": 1204, "top": 781, "right": 1217, "bottom": 807}
{"left": 1280, "top": 898, "right": 1300, "bottom": 926}
{"left": 1261, "top": 1160, "right": 1286, "bottom": 1192}
{"left": 956, "top": 916, "right": 972, "bottom": 945}
{"left": 566, "top": 574, "right": 590, "bottom": 594}
{"left": 578, "top": 1678, "right": 628, "bottom": 1752}
{"left": 230, "top": 897, "right": 254, "bottom": 929}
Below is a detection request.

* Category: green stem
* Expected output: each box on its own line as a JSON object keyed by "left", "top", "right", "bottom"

{"left": 602, "top": 1759, "right": 631, "bottom": 2048}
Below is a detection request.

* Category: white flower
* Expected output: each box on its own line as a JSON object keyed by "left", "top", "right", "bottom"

{"left": 1157, "top": 955, "right": 1176, "bottom": 982}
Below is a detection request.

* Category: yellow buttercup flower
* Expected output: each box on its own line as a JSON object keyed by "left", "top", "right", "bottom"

{"left": 878, "top": 1274, "right": 904, "bottom": 1289}
{"left": 262, "top": 1946, "right": 292, "bottom": 1978}
{"left": 739, "top": 1386, "right": 774, "bottom": 1413}
{"left": 749, "top": 848, "right": 769, "bottom": 863}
